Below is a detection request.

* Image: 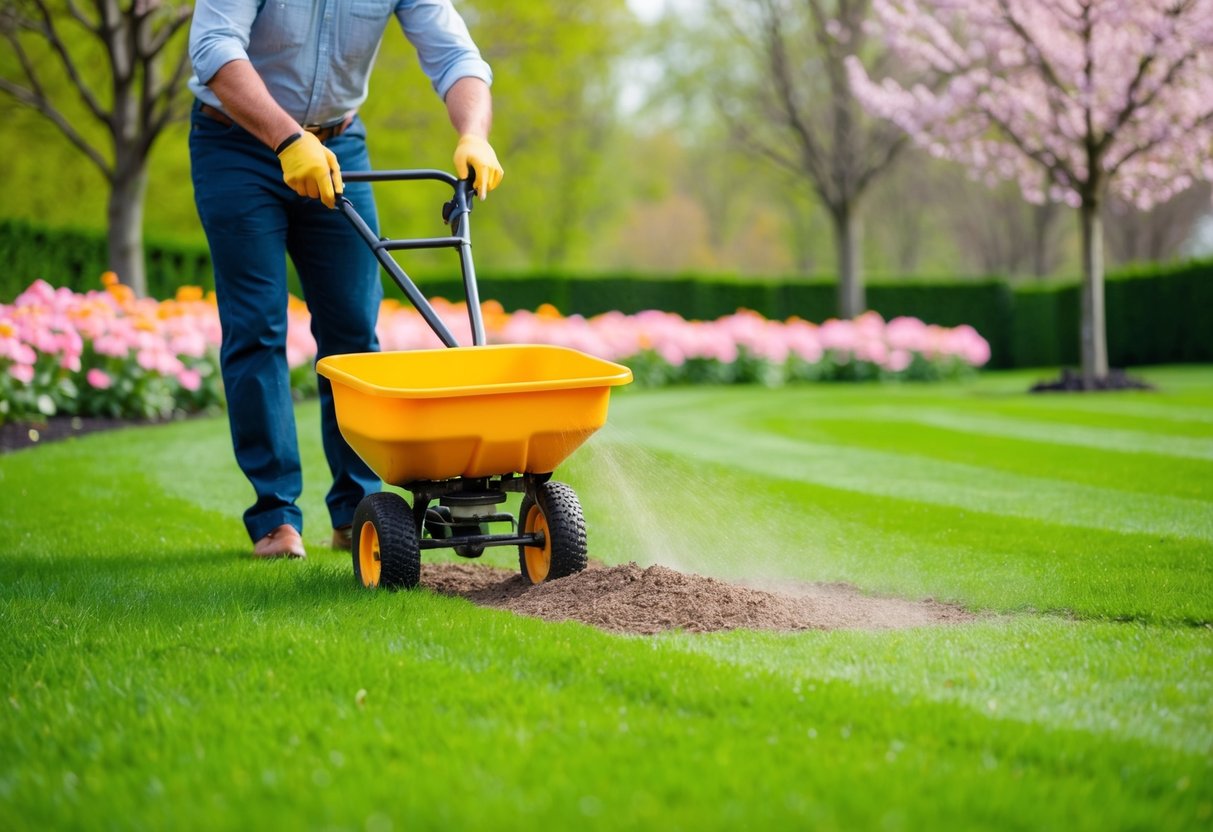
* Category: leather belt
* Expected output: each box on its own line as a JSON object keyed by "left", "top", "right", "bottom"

{"left": 198, "top": 103, "right": 353, "bottom": 142}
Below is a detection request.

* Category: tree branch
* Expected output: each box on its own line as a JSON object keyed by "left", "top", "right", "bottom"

{"left": 983, "top": 104, "right": 1080, "bottom": 193}
{"left": 758, "top": 0, "right": 833, "bottom": 196}
{"left": 65, "top": 0, "right": 95, "bottom": 29}
{"left": 1105, "top": 110, "right": 1213, "bottom": 180}
{"left": 29, "top": 0, "right": 109, "bottom": 125}
{"left": 143, "top": 4, "right": 191, "bottom": 59}
{"left": 0, "top": 78, "right": 112, "bottom": 176}
{"left": 994, "top": 0, "right": 1069, "bottom": 92}
{"left": 854, "top": 130, "right": 907, "bottom": 197}
{"left": 142, "top": 42, "right": 192, "bottom": 153}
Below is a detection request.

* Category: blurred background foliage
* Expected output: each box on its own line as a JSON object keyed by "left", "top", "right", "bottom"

{"left": 0, "top": 0, "right": 1210, "bottom": 286}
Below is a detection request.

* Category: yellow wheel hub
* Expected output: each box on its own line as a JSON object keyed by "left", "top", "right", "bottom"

{"left": 358, "top": 521, "right": 382, "bottom": 587}
{"left": 523, "top": 504, "right": 551, "bottom": 584}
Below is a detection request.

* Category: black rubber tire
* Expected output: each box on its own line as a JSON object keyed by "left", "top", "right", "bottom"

{"left": 351, "top": 492, "right": 420, "bottom": 590}
{"left": 518, "top": 481, "right": 587, "bottom": 585}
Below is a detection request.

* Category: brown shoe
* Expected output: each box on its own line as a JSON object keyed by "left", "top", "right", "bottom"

{"left": 253, "top": 524, "right": 306, "bottom": 559}
{"left": 331, "top": 524, "right": 353, "bottom": 550}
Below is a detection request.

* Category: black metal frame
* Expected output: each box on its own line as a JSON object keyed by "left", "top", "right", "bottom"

{"left": 337, "top": 170, "right": 543, "bottom": 556}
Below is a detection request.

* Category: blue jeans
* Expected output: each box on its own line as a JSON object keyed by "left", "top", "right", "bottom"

{"left": 190, "top": 102, "right": 382, "bottom": 542}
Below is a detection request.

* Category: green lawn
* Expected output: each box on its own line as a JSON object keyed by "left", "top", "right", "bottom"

{"left": 1, "top": 366, "right": 1211, "bottom": 830}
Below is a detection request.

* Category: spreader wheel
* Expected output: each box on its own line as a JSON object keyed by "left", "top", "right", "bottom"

{"left": 518, "top": 481, "right": 587, "bottom": 585}
{"left": 352, "top": 492, "right": 420, "bottom": 590}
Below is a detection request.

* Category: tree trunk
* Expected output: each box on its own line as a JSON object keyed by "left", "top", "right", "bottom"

{"left": 1078, "top": 198, "right": 1109, "bottom": 381}
{"left": 832, "top": 203, "right": 864, "bottom": 319}
{"left": 106, "top": 162, "right": 149, "bottom": 296}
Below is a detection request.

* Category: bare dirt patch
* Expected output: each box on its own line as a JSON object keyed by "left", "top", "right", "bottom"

{"left": 422, "top": 561, "right": 974, "bottom": 635}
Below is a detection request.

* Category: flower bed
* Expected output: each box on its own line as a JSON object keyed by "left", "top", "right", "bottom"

{"left": 1, "top": 278, "right": 990, "bottom": 423}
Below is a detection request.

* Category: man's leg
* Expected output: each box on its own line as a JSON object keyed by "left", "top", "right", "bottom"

{"left": 190, "top": 105, "right": 305, "bottom": 544}
{"left": 287, "top": 118, "right": 383, "bottom": 534}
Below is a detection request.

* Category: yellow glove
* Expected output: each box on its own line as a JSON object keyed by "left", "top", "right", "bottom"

{"left": 453, "top": 135, "right": 503, "bottom": 200}
{"left": 277, "top": 131, "right": 343, "bottom": 209}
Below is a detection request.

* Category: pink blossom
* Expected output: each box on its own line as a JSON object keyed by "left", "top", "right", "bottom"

{"left": 93, "top": 334, "right": 130, "bottom": 358}
{"left": 656, "top": 341, "right": 686, "bottom": 367}
{"left": 785, "top": 321, "right": 823, "bottom": 364}
{"left": 168, "top": 331, "right": 209, "bottom": 360}
{"left": 818, "top": 319, "right": 859, "bottom": 352}
{"left": 850, "top": 2, "right": 1213, "bottom": 210}
{"left": 8, "top": 363, "right": 34, "bottom": 385}
{"left": 857, "top": 338, "right": 889, "bottom": 366}
{"left": 176, "top": 368, "right": 203, "bottom": 392}
{"left": 885, "top": 316, "right": 929, "bottom": 353}
{"left": 87, "top": 368, "right": 112, "bottom": 389}
{"left": 886, "top": 349, "right": 913, "bottom": 373}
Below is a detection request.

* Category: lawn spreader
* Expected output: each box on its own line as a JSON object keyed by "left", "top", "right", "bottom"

{"left": 317, "top": 170, "right": 632, "bottom": 590}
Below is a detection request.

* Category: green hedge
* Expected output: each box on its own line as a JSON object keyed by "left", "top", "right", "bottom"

{"left": 0, "top": 219, "right": 214, "bottom": 299}
{"left": 3, "top": 219, "right": 1209, "bottom": 370}
{"left": 1108, "top": 263, "right": 1213, "bottom": 365}
{"left": 1012, "top": 264, "right": 1213, "bottom": 368}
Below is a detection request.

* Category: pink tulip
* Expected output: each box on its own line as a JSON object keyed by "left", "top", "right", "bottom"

{"left": 87, "top": 368, "right": 113, "bottom": 389}
{"left": 886, "top": 349, "right": 913, "bottom": 373}
{"left": 9, "top": 363, "right": 34, "bottom": 385}
{"left": 177, "top": 368, "right": 203, "bottom": 392}
{"left": 93, "top": 334, "right": 129, "bottom": 358}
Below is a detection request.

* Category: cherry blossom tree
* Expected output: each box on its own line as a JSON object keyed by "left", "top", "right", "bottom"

{"left": 847, "top": 0, "right": 1213, "bottom": 382}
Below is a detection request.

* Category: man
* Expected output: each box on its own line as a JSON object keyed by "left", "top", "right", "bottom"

{"left": 188, "top": 0, "right": 504, "bottom": 559}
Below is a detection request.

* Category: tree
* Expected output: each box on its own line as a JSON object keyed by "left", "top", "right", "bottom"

{"left": 0, "top": 0, "right": 193, "bottom": 296}
{"left": 848, "top": 0, "right": 1213, "bottom": 382}
{"left": 667, "top": 0, "right": 909, "bottom": 317}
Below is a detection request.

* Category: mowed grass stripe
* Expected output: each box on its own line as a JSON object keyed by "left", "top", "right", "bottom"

{"left": 671, "top": 619, "right": 1213, "bottom": 756}
{"left": 759, "top": 418, "right": 1213, "bottom": 500}
{"left": 606, "top": 398, "right": 1213, "bottom": 543}
{"left": 566, "top": 441, "right": 1213, "bottom": 623}
{"left": 900, "top": 409, "right": 1213, "bottom": 460}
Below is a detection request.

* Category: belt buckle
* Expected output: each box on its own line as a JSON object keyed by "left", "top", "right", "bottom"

{"left": 306, "top": 122, "right": 337, "bottom": 140}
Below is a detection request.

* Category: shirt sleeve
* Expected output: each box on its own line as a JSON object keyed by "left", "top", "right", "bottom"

{"left": 189, "top": 0, "right": 260, "bottom": 85}
{"left": 395, "top": 0, "right": 493, "bottom": 99}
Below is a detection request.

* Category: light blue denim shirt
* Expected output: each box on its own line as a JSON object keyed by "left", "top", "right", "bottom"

{"left": 188, "top": 0, "right": 492, "bottom": 127}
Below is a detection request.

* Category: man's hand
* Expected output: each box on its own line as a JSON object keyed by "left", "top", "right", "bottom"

{"left": 453, "top": 135, "right": 503, "bottom": 200}
{"left": 278, "top": 132, "right": 344, "bottom": 209}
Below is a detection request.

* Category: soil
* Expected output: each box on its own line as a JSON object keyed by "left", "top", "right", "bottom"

{"left": 422, "top": 561, "right": 975, "bottom": 635}
{"left": 1030, "top": 367, "right": 1155, "bottom": 393}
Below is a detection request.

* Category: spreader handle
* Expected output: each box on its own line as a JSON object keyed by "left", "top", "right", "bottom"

{"left": 338, "top": 170, "right": 485, "bottom": 347}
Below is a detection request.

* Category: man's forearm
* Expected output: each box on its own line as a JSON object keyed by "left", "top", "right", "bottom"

{"left": 207, "top": 59, "right": 303, "bottom": 151}
{"left": 444, "top": 76, "right": 493, "bottom": 138}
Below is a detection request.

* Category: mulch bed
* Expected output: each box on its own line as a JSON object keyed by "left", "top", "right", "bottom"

{"left": 1030, "top": 368, "right": 1155, "bottom": 392}
{"left": 1, "top": 416, "right": 166, "bottom": 454}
